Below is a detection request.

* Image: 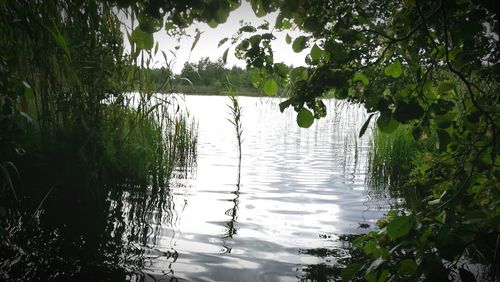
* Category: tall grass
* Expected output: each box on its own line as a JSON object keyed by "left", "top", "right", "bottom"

{"left": 0, "top": 1, "right": 198, "bottom": 200}
{"left": 366, "top": 125, "right": 420, "bottom": 207}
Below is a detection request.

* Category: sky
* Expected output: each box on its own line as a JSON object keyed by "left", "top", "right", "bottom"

{"left": 147, "top": 2, "right": 307, "bottom": 73}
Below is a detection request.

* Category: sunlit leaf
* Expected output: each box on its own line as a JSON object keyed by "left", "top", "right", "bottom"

{"left": 384, "top": 60, "right": 402, "bottom": 78}
{"left": 263, "top": 78, "right": 278, "bottom": 96}
{"left": 285, "top": 33, "right": 292, "bottom": 44}
{"left": 353, "top": 73, "right": 369, "bottom": 86}
{"left": 251, "top": 73, "right": 261, "bottom": 87}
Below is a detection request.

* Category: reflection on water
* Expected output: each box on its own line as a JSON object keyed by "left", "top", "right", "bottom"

{"left": 1, "top": 95, "right": 389, "bottom": 281}
{"left": 116, "top": 95, "right": 388, "bottom": 281}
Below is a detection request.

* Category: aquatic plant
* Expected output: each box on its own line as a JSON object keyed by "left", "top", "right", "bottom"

{"left": 226, "top": 82, "right": 243, "bottom": 185}
{"left": 366, "top": 125, "right": 420, "bottom": 207}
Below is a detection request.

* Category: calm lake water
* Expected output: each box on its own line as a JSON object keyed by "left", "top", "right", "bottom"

{"left": 119, "top": 95, "right": 389, "bottom": 281}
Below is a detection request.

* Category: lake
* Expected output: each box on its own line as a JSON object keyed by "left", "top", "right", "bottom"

{"left": 117, "top": 95, "right": 389, "bottom": 281}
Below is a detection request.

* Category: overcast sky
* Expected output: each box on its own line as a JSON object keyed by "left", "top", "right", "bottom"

{"left": 146, "top": 2, "right": 307, "bottom": 73}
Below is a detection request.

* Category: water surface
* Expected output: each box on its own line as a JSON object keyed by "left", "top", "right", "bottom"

{"left": 124, "top": 95, "right": 388, "bottom": 281}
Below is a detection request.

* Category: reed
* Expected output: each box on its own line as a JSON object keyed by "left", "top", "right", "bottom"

{"left": 226, "top": 83, "right": 243, "bottom": 185}
{"left": 0, "top": 0, "right": 198, "bottom": 227}
{"left": 366, "top": 125, "right": 420, "bottom": 207}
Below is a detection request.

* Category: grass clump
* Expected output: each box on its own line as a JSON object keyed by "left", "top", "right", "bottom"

{"left": 366, "top": 125, "right": 420, "bottom": 207}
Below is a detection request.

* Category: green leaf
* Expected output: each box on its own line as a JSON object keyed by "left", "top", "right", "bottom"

{"left": 138, "top": 15, "right": 162, "bottom": 33}
{"left": 376, "top": 114, "right": 399, "bottom": 134}
{"left": 436, "top": 129, "right": 451, "bottom": 151}
{"left": 359, "top": 114, "right": 375, "bottom": 138}
{"left": 154, "top": 41, "right": 159, "bottom": 55}
{"left": 326, "top": 41, "right": 348, "bottom": 62}
{"left": 279, "top": 98, "right": 293, "bottom": 113}
{"left": 251, "top": 1, "right": 266, "bottom": 17}
{"left": 353, "top": 73, "right": 369, "bottom": 86}
{"left": 131, "top": 27, "right": 154, "bottom": 50}
{"left": 363, "top": 239, "right": 378, "bottom": 255}
{"left": 448, "top": 48, "right": 461, "bottom": 61}
{"left": 434, "top": 112, "right": 456, "bottom": 128}
{"left": 285, "top": 33, "right": 292, "bottom": 44}
{"left": 274, "top": 63, "right": 288, "bottom": 77}
{"left": 297, "top": 108, "right": 314, "bottom": 128}
{"left": 258, "top": 22, "right": 270, "bottom": 30}
{"left": 222, "top": 48, "right": 229, "bottom": 64}
{"left": 215, "top": 7, "right": 230, "bottom": 23}
{"left": 191, "top": 29, "right": 202, "bottom": 51}
{"left": 384, "top": 60, "right": 402, "bottom": 78}
{"left": 290, "top": 67, "right": 308, "bottom": 81}
{"left": 393, "top": 100, "right": 424, "bottom": 123}
{"left": 282, "top": 19, "right": 292, "bottom": 29}
{"left": 218, "top": 37, "right": 229, "bottom": 47}
{"left": 333, "top": 88, "right": 348, "bottom": 99}
{"left": 239, "top": 25, "right": 257, "bottom": 33}
{"left": 398, "top": 259, "right": 417, "bottom": 275}
{"left": 22, "top": 81, "right": 34, "bottom": 100}
{"left": 263, "top": 78, "right": 278, "bottom": 96}
{"left": 386, "top": 216, "right": 412, "bottom": 239}
{"left": 310, "top": 44, "right": 322, "bottom": 60}
{"left": 341, "top": 263, "right": 363, "bottom": 282}
{"left": 292, "top": 36, "right": 308, "bottom": 53}
{"left": 364, "top": 271, "right": 378, "bottom": 282}
{"left": 251, "top": 73, "right": 261, "bottom": 87}
{"left": 208, "top": 19, "right": 219, "bottom": 28}
{"left": 165, "top": 22, "right": 175, "bottom": 31}
{"left": 437, "top": 82, "right": 455, "bottom": 95}
{"left": 378, "top": 270, "right": 389, "bottom": 282}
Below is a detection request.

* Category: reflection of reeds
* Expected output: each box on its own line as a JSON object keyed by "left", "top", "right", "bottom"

{"left": 366, "top": 125, "right": 419, "bottom": 206}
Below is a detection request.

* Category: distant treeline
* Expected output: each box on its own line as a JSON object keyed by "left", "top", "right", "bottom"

{"left": 132, "top": 57, "right": 268, "bottom": 96}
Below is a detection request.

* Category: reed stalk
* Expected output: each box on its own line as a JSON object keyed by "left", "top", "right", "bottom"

{"left": 226, "top": 82, "right": 243, "bottom": 186}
